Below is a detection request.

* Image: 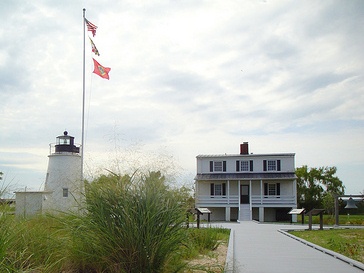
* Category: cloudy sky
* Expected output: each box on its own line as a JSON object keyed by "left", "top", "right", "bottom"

{"left": 1, "top": 0, "right": 363, "bottom": 194}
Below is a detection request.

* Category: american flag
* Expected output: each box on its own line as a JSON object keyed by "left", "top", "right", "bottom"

{"left": 85, "top": 18, "right": 97, "bottom": 37}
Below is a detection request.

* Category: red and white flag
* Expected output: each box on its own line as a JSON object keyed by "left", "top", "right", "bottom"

{"left": 92, "top": 58, "right": 111, "bottom": 80}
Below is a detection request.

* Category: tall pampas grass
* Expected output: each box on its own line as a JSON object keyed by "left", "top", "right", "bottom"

{"left": 64, "top": 171, "right": 187, "bottom": 273}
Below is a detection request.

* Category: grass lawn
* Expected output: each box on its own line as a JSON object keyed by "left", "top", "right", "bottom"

{"left": 290, "top": 229, "right": 364, "bottom": 263}
{"left": 183, "top": 227, "right": 230, "bottom": 272}
{"left": 295, "top": 214, "right": 364, "bottom": 226}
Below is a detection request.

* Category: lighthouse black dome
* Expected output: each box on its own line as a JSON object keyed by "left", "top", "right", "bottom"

{"left": 55, "top": 131, "right": 80, "bottom": 153}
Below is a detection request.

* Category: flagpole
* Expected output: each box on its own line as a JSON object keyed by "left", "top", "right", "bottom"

{"left": 81, "top": 8, "right": 86, "bottom": 184}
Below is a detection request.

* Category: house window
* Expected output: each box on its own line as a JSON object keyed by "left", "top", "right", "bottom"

{"left": 210, "top": 183, "right": 226, "bottom": 196}
{"left": 268, "top": 160, "right": 276, "bottom": 171}
{"left": 236, "top": 160, "right": 253, "bottom": 172}
{"left": 63, "top": 188, "right": 69, "bottom": 197}
{"left": 264, "top": 183, "right": 281, "bottom": 196}
{"left": 263, "top": 160, "right": 281, "bottom": 171}
{"left": 214, "top": 161, "right": 223, "bottom": 172}
{"left": 268, "top": 184, "right": 276, "bottom": 195}
{"left": 210, "top": 161, "right": 226, "bottom": 172}
{"left": 215, "top": 184, "right": 222, "bottom": 195}
{"left": 241, "top": 161, "right": 249, "bottom": 171}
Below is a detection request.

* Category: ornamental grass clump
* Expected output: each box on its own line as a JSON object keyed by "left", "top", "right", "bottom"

{"left": 0, "top": 213, "right": 67, "bottom": 273}
{"left": 67, "top": 171, "right": 187, "bottom": 273}
{"left": 0, "top": 206, "right": 14, "bottom": 272}
{"left": 182, "top": 227, "right": 230, "bottom": 260}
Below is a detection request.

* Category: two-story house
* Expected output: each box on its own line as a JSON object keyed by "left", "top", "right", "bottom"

{"left": 194, "top": 142, "right": 297, "bottom": 222}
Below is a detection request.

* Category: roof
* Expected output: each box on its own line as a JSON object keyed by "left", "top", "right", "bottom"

{"left": 14, "top": 191, "right": 53, "bottom": 194}
{"left": 194, "top": 172, "right": 296, "bottom": 181}
{"left": 196, "top": 153, "right": 295, "bottom": 158}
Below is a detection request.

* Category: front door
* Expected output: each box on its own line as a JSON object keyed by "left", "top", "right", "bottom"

{"left": 240, "top": 185, "right": 249, "bottom": 204}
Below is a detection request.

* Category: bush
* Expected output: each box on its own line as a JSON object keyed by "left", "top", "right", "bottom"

{"left": 65, "top": 171, "right": 187, "bottom": 273}
{"left": 2, "top": 171, "right": 223, "bottom": 273}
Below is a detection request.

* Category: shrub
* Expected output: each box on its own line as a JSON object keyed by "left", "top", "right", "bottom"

{"left": 66, "top": 171, "right": 187, "bottom": 273}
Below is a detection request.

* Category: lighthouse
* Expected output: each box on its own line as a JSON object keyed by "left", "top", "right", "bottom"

{"left": 43, "top": 131, "right": 83, "bottom": 213}
{"left": 15, "top": 131, "right": 83, "bottom": 217}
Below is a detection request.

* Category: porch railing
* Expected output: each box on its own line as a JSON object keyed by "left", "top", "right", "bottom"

{"left": 195, "top": 194, "right": 296, "bottom": 207}
{"left": 251, "top": 195, "right": 296, "bottom": 205}
{"left": 195, "top": 195, "right": 239, "bottom": 206}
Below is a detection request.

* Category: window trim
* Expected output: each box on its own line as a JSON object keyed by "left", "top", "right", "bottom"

{"left": 241, "top": 160, "right": 249, "bottom": 171}
{"left": 210, "top": 161, "right": 226, "bottom": 172}
{"left": 236, "top": 160, "right": 254, "bottom": 172}
{"left": 264, "top": 183, "right": 281, "bottom": 196}
{"left": 268, "top": 183, "right": 276, "bottom": 195}
{"left": 267, "top": 160, "right": 276, "bottom": 171}
{"left": 263, "top": 160, "right": 281, "bottom": 171}
{"left": 210, "top": 183, "right": 226, "bottom": 196}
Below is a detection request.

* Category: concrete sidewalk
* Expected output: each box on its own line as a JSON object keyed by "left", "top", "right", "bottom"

{"left": 216, "top": 222, "right": 364, "bottom": 273}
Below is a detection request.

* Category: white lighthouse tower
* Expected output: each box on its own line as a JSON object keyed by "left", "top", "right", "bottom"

{"left": 43, "top": 131, "right": 83, "bottom": 213}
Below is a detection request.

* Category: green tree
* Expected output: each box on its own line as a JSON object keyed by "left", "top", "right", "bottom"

{"left": 296, "top": 165, "right": 345, "bottom": 212}
{"left": 322, "top": 192, "right": 335, "bottom": 215}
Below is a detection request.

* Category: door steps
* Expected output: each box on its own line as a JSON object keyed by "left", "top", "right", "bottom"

{"left": 239, "top": 204, "right": 251, "bottom": 221}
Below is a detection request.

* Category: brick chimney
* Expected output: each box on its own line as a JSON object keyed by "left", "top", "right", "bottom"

{"left": 240, "top": 142, "right": 249, "bottom": 155}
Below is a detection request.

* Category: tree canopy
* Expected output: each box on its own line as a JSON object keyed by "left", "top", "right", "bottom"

{"left": 296, "top": 165, "right": 345, "bottom": 212}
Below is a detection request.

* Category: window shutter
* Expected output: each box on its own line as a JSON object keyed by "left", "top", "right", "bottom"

{"left": 210, "top": 183, "right": 214, "bottom": 196}
{"left": 263, "top": 160, "right": 267, "bottom": 171}
{"left": 210, "top": 161, "right": 213, "bottom": 172}
{"left": 250, "top": 160, "right": 253, "bottom": 171}
{"left": 222, "top": 183, "right": 226, "bottom": 196}
{"left": 264, "top": 183, "right": 268, "bottom": 195}
{"left": 277, "top": 183, "right": 280, "bottom": 195}
{"left": 277, "top": 160, "right": 281, "bottom": 171}
{"left": 223, "top": 161, "right": 226, "bottom": 172}
{"left": 236, "top": 160, "right": 240, "bottom": 172}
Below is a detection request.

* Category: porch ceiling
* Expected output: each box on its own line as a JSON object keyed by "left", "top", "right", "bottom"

{"left": 194, "top": 172, "right": 296, "bottom": 181}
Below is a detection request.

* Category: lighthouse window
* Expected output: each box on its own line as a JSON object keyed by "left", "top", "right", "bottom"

{"left": 63, "top": 188, "right": 69, "bottom": 197}
{"left": 57, "top": 137, "right": 70, "bottom": 145}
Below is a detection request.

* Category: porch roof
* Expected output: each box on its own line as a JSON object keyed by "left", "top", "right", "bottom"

{"left": 194, "top": 172, "right": 296, "bottom": 181}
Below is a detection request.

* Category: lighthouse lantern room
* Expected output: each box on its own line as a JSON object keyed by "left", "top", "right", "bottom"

{"left": 55, "top": 131, "right": 80, "bottom": 153}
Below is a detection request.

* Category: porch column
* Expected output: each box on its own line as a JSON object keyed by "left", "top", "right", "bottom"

{"left": 259, "top": 207, "right": 264, "bottom": 222}
{"left": 260, "top": 179, "right": 263, "bottom": 204}
{"left": 292, "top": 179, "right": 298, "bottom": 222}
{"left": 293, "top": 179, "right": 297, "bottom": 204}
{"left": 195, "top": 180, "right": 198, "bottom": 206}
{"left": 249, "top": 180, "right": 252, "bottom": 213}
{"left": 225, "top": 207, "right": 230, "bottom": 221}
{"left": 227, "top": 180, "right": 230, "bottom": 204}
{"left": 238, "top": 180, "right": 241, "bottom": 222}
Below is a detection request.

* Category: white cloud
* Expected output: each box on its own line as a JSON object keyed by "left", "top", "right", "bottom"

{"left": 1, "top": 0, "right": 363, "bottom": 194}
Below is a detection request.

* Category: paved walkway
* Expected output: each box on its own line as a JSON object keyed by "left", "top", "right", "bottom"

{"left": 214, "top": 221, "right": 364, "bottom": 273}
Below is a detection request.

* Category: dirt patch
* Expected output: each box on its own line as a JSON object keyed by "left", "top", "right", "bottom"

{"left": 184, "top": 242, "right": 227, "bottom": 272}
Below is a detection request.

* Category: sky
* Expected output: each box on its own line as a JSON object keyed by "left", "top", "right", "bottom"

{"left": 1, "top": 0, "right": 363, "bottom": 195}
